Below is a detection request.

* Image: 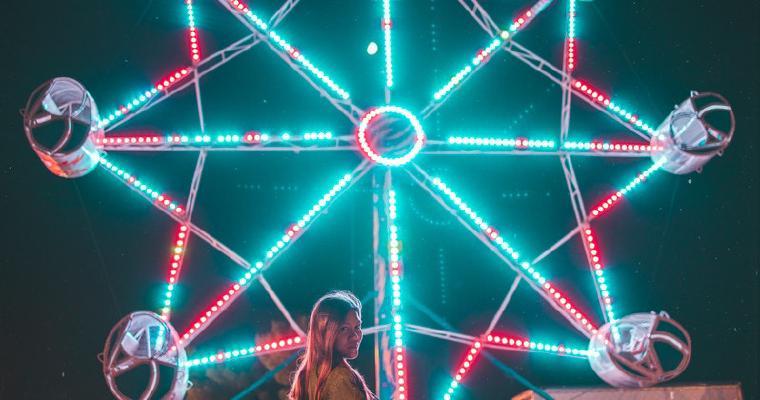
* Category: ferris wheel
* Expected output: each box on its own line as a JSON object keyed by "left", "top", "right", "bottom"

{"left": 22, "top": 0, "right": 735, "bottom": 399}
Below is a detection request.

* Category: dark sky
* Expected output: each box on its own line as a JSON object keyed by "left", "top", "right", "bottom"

{"left": 1, "top": 1, "right": 758, "bottom": 399}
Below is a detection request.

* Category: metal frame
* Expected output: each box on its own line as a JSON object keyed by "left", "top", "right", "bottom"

{"left": 40, "top": 0, "right": 705, "bottom": 396}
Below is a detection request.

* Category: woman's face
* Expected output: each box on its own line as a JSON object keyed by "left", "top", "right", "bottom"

{"left": 334, "top": 310, "right": 362, "bottom": 360}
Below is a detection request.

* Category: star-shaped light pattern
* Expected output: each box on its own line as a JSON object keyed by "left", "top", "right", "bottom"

{"left": 41, "top": 0, "right": 713, "bottom": 397}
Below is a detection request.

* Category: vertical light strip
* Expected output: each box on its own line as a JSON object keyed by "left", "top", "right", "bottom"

{"left": 185, "top": 0, "right": 201, "bottom": 62}
{"left": 563, "top": 140, "right": 661, "bottom": 153}
{"left": 589, "top": 159, "right": 665, "bottom": 219}
{"left": 388, "top": 189, "right": 408, "bottom": 399}
{"left": 98, "top": 67, "right": 192, "bottom": 129}
{"left": 178, "top": 171, "right": 357, "bottom": 345}
{"left": 447, "top": 136, "right": 555, "bottom": 150}
{"left": 572, "top": 79, "right": 657, "bottom": 136}
{"left": 582, "top": 228, "right": 615, "bottom": 322}
{"left": 98, "top": 156, "right": 185, "bottom": 215}
{"left": 382, "top": 0, "right": 393, "bottom": 88}
{"left": 160, "top": 224, "right": 190, "bottom": 320}
{"left": 566, "top": 0, "right": 577, "bottom": 71}
{"left": 428, "top": 176, "right": 597, "bottom": 334}
{"left": 228, "top": 0, "right": 351, "bottom": 100}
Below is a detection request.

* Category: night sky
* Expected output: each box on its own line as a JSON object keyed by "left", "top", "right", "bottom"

{"left": 1, "top": 1, "right": 758, "bottom": 399}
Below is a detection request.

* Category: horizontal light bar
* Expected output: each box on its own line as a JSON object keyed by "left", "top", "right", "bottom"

{"left": 97, "top": 131, "right": 334, "bottom": 148}
{"left": 448, "top": 136, "right": 555, "bottom": 149}
{"left": 563, "top": 140, "right": 661, "bottom": 152}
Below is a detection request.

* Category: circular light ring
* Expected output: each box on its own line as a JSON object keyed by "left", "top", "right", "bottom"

{"left": 356, "top": 105, "right": 425, "bottom": 167}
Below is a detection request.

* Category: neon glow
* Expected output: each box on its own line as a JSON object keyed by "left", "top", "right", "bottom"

{"left": 433, "top": 39, "right": 499, "bottom": 101}
{"left": 565, "top": 0, "right": 577, "bottom": 71}
{"left": 185, "top": 0, "right": 201, "bottom": 62}
{"left": 509, "top": 0, "right": 554, "bottom": 32}
{"left": 356, "top": 106, "right": 425, "bottom": 167}
{"left": 572, "top": 79, "right": 657, "bottom": 136}
{"left": 96, "top": 134, "right": 163, "bottom": 146}
{"left": 429, "top": 177, "right": 521, "bottom": 262}
{"left": 442, "top": 341, "right": 482, "bottom": 400}
{"left": 429, "top": 176, "right": 597, "bottom": 334}
{"left": 382, "top": 0, "right": 393, "bottom": 88}
{"left": 443, "top": 332, "right": 588, "bottom": 398}
{"left": 589, "top": 159, "right": 665, "bottom": 219}
{"left": 447, "top": 136, "right": 555, "bottom": 149}
{"left": 583, "top": 228, "right": 616, "bottom": 322}
{"left": 98, "top": 156, "right": 184, "bottom": 215}
{"left": 185, "top": 336, "right": 303, "bottom": 368}
{"left": 434, "top": 0, "right": 554, "bottom": 101}
{"left": 388, "top": 190, "right": 408, "bottom": 399}
{"left": 98, "top": 67, "right": 191, "bottom": 129}
{"left": 96, "top": 131, "right": 335, "bottom": 148}
{"left": 178, "top": 172, "right": 356, "bottom": 344}
{"left": 161, "top": 225, "right": 190, "bottom": 320}
{"left": 228, "top": 0, "right": 350, "bottom": 100}
{"left": 23, "top": 0, "right": 721, "bottom": 395}
{"left": 303, "top": 131, "right": 333, "bottom": 141}
{"left": 563, "top": 140, "right": 661, "bottom": 153}
{"left": 485, "top": 334, "right": 588, "bottom": 356}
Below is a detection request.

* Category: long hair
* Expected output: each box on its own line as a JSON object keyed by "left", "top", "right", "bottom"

{"left": 289, "top": 290, "right": 372, "bottom": 400}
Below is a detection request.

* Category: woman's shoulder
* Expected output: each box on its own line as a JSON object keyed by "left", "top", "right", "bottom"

{"left": 322, "top": 364, "right": 365, "bottom": 399}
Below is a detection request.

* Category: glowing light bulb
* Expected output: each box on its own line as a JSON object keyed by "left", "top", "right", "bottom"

{"left": 367, "top": 41, "right": 378, "bottom": 55}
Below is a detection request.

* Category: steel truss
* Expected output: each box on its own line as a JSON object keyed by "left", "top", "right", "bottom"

{"left": 71, "top": 0, "right": 687, "bottom": 397}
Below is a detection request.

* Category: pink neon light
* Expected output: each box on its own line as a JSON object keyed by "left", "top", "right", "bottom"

{"left": 589, "top": 161, "right": 662, "bottom": 219}
{"left": 583, "top": 228, "right": 615, "bottom": 322}
{"left": 455, "top": 341, "right": 481, "bottom": 382}
{"left": 179, "top": 279, "right": 247, "bottom": 344}
{"left": 229, "top": 0, "right": 249, "bottom": 13}
{"left": 566, "top": 37, "right": 576, "bottom": 72}
{"left": 539, "top": 280, "right": 597, "bottom": 334}
{"left": 100, "top": 67, "right": 192, "bottom": 129}
{"left": 592, "top": 192, "right": 623, "bottom": 217}
{"left": 510, "top": 0, "right": 553, "bottom": 33}
{"left": 565, "top": 0, "right": 576, "bottom": 71}
{"left": 485, "top": 334, "right": 588, "bottom": 356}
{"left": 178, "top": 225, "right": 302, "bottom": 343}
{"left": 161, "top": 225, "right": 189, "bottom": 320}
{"left": 96, "top": 134, "right": 163, "bottom": 146}
{"left": 572, "top": 79, "right": 611, "bottom": 107}
{"left": 243, "top": 132, "right": 262, "bottom": 143}
{"left": 429, "top": 176, "right": 596, "bottom": 334}
{"left": 155, "top": 68, "right": 192, "bottom": 92}
{"left": 101, "top": 158, "right": 186, "bottom": 216}
{"left": 442, "top": 341, "right": 483, "bottom": 399}
{"left": 185, "top": 0, "right": 201, "bottom": 62}
{"left": 387, "top": 190, "right": 407, "bottom": 399}
{"left": 565, "top": 140, "right": 662, "bottom": 153}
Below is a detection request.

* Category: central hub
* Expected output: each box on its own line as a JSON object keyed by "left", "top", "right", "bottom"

{"left": 356, "top": 106, "right": 425, "bottom": 167}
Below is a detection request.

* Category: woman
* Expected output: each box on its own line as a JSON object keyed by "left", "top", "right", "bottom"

{"left": 289, "top": 290, "right": 376, "bottom": 400}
